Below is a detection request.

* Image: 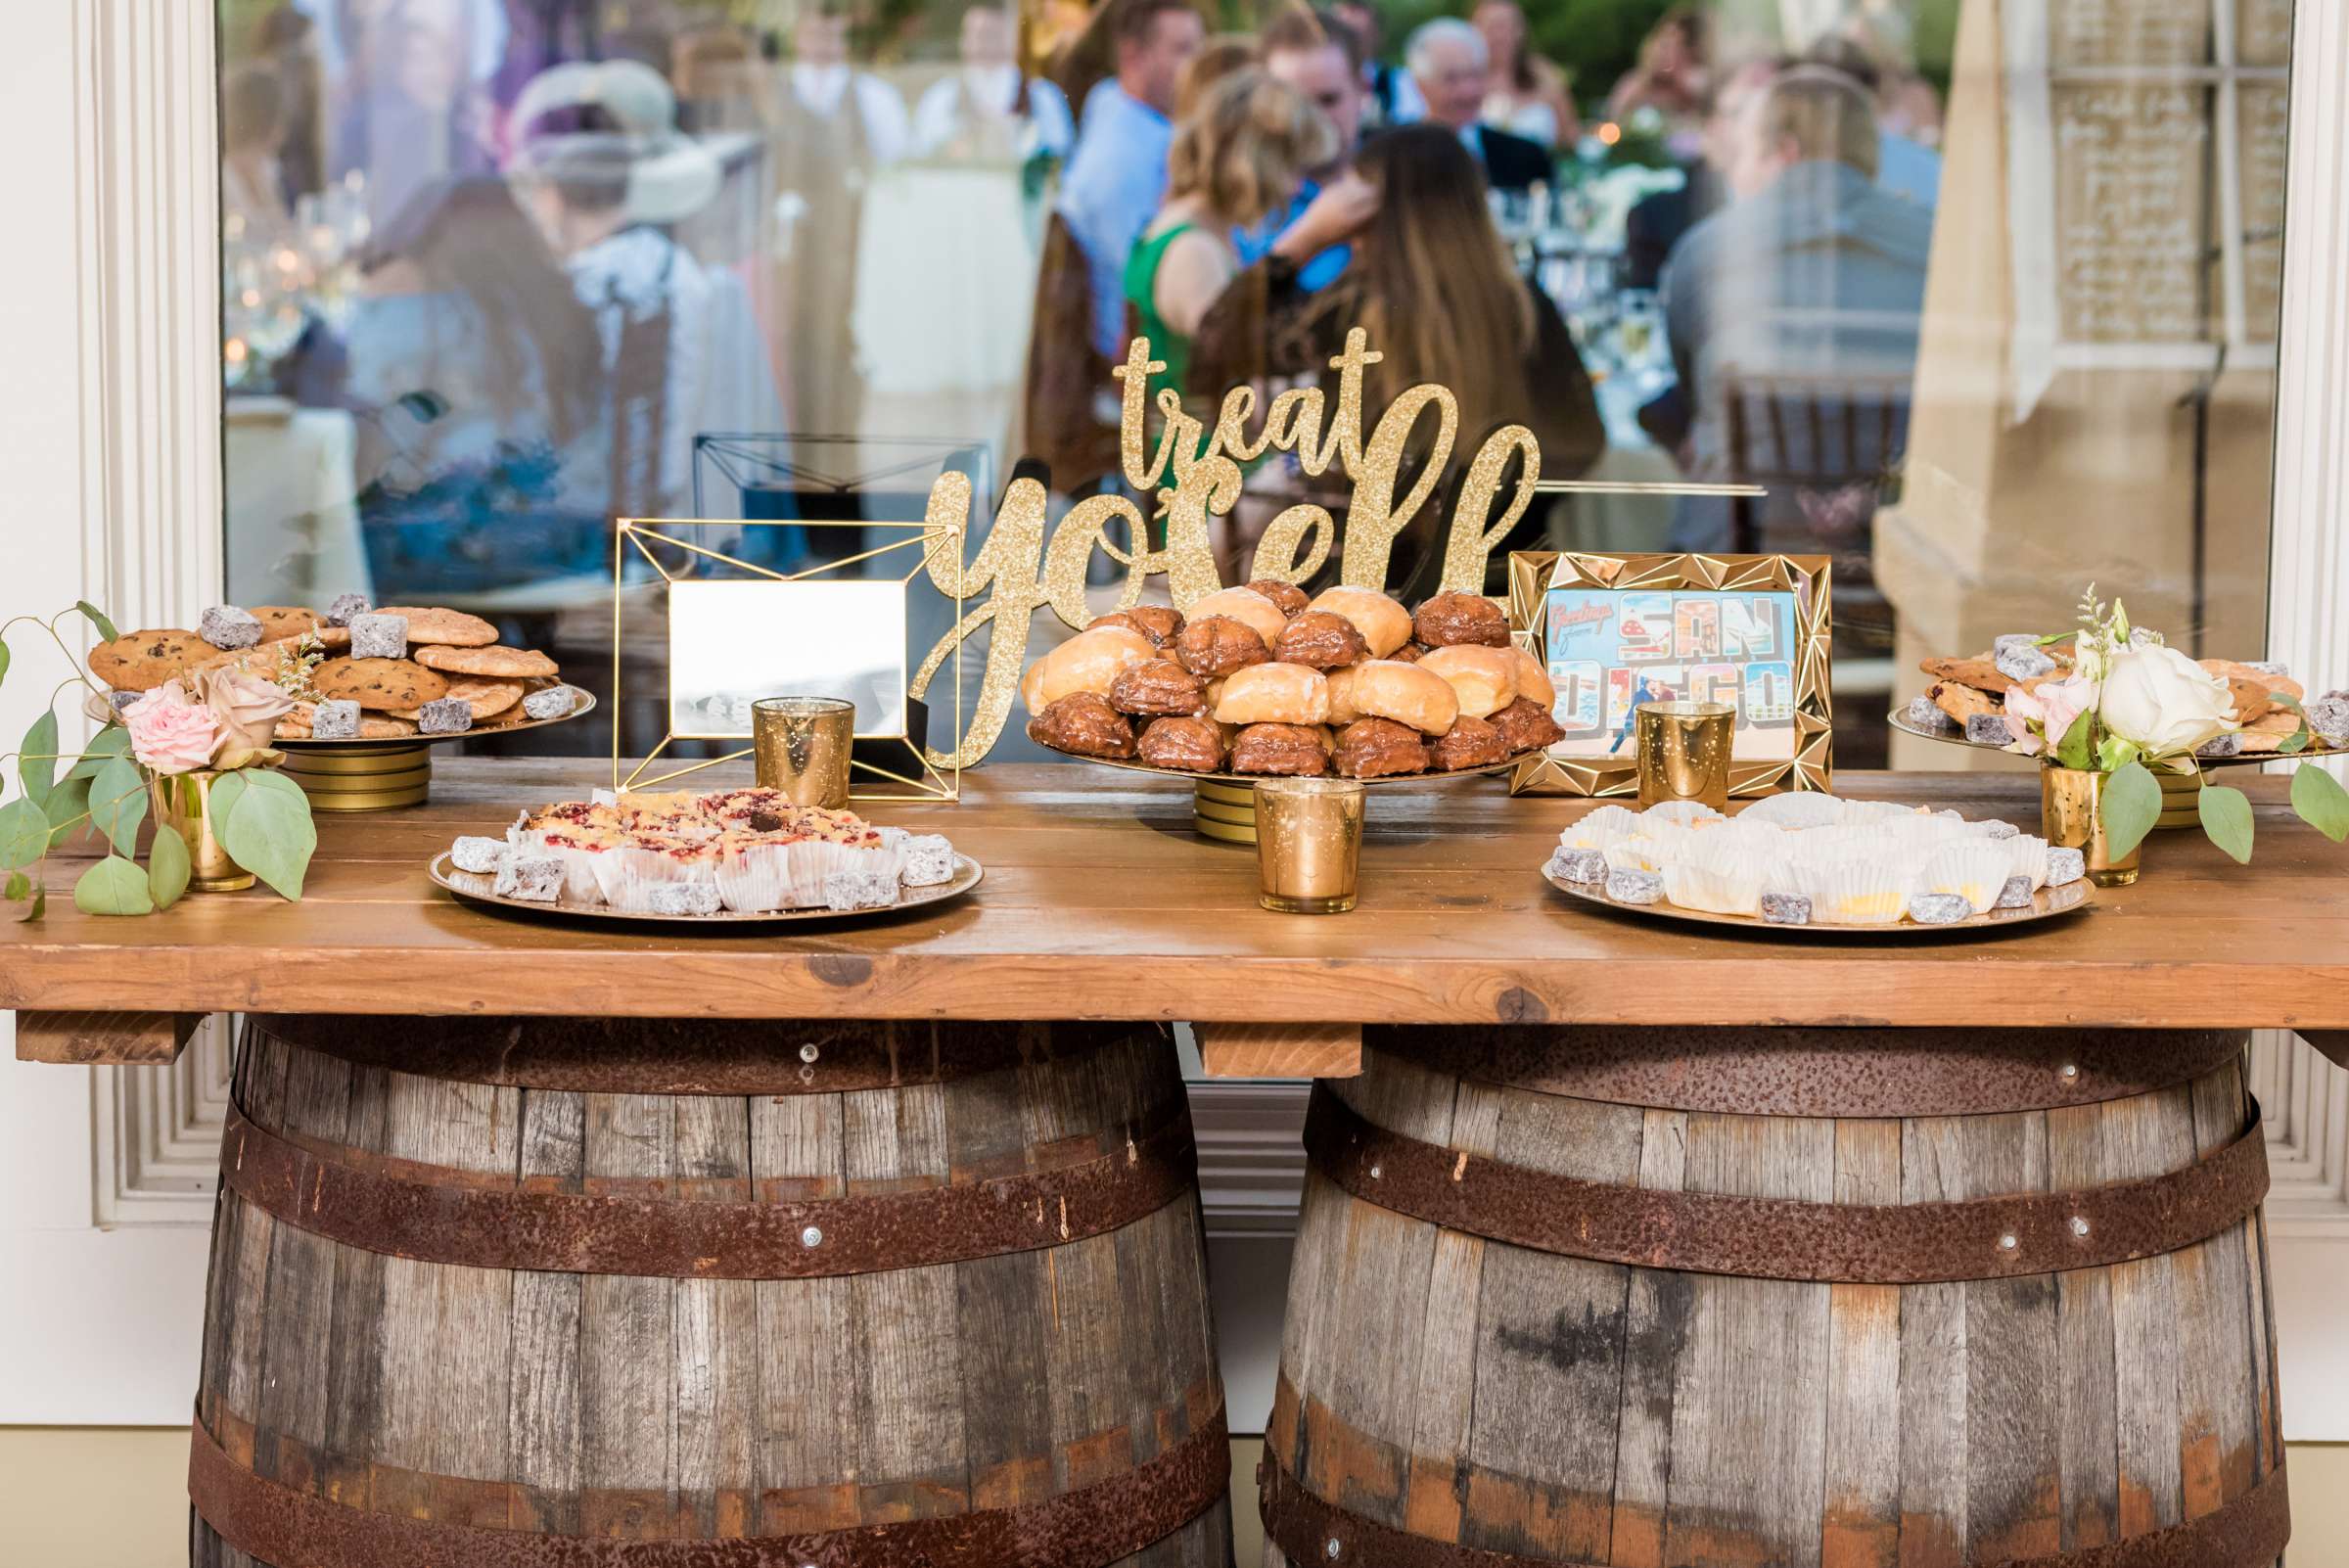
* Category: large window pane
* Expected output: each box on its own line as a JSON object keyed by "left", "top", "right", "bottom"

{"left": 215, "top": 1, "right": 2291, "bottom": 772}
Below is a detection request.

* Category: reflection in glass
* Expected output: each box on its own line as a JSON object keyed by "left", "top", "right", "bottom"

{"left": 214, "top": 1, "right": 2290, "bottom": 775}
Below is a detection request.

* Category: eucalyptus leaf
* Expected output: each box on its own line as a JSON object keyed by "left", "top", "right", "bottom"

{"left": 73, "top": 854, "right": 153, "bottom": 916}
{"left": 215, "top": 767, "right": 314, "bottom": 900}
{"left": 17, "top": 883, "right": 43, "bottom": 921}
{"left": 18, "top": 711, "right": 57, "bottom": 808}
{"left": 42, "top": 771, "right": 89, "bottom": 849}
{"left": 2196, "top": 784, "right": 2255, "bottom": 865}
{"left": 2100, "top": 760, "right": 2163, "bottom": 861}
{"left": 5, "top": 870, "right": 25, "bottom": 900}
{"left": 89, "top": 754, "right": 147, "bottom": 856}
{"left": 147, "top": 822, "right": 190, "bottom": 909}
{"left": 2096, "top": 734, "right": 2141, "bottom": 774}
{"left": 206, "top": 768, "right": 247, "bottom": 829}
{"left": 72, "top": 601, "right": 119, "bottom": 643}
{"left": 64, "top": 724, "right": 132, "bottom": 781}
{"left": 0, "top": 637, "right": 10, "bottom": 689}
{"left": 2055, "top": 709, "right": 2095, "bottom": 771}
{"left": 2292, "top": 763, "right": 2349, "bottom": 844}
{"left": 0, "top": 798, "right": 46, "bottom": 869}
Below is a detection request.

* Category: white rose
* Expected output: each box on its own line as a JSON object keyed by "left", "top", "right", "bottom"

{"left": 2098, "top": 644, "right": 2237, "bottom": 758}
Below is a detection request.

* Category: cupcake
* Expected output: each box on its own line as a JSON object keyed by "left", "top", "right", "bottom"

{"left": 1916, "top": 843, "right": 2015, "bottom": 915}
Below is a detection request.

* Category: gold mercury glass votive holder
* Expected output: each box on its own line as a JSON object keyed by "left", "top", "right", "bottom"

{"left": 1635, "top": 700, "right": 1735, "bottom": 811}
{"left": 752, "top": 697, "right": 854, "bottom": 809}
{"left": 149, "top": 768, "right": 256, "bottom": 894}
{"left": 1254, "top": 777, "right": 1366, "bottom": 915}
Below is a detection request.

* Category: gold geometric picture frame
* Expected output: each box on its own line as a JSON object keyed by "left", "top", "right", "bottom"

{"left": 612, "top": 516, "right": 963, "bottom": 803}
{"left": 1505, "top": 550, "right": 1833, "bottom": 798}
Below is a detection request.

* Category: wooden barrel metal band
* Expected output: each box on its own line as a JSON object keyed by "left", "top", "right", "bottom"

{"left": 1302, "top": 1083, "right": 2270, "bottom": 1285}
{"left": 191, "top": 1401, "right": 1230, "bottom": 1568}
{"left": 248, "top": 1014, "right": 1163, "bottom": 1095}
{"left": 1379, "top": 1026, "right": 2252, "bottom": 1118}
{"left": 1257, "top": 1444, "right": 2288, "bottom": 1568}
{"left": 219, "top": 1100, "right": 1196, "bottom": 1279}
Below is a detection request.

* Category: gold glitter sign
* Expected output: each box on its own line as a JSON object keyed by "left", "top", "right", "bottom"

{"left": 906, "top": 330, "right": 1545, "bottom": 769}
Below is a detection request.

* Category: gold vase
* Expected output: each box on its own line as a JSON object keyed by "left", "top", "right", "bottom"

{"left": 149, "top": 769, "right": 255, "bottom": 893}
{"left": 2040, "top": 765, "right": 2142, "bottom": 888}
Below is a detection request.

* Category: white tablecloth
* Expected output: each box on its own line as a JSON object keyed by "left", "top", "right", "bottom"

{"left": 224, "top": 399, "right": 371, "bottom": 607}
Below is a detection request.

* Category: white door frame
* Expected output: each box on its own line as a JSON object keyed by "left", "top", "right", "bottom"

{"left": 4, "top": 0, "right": 2346, "bottom": 1436}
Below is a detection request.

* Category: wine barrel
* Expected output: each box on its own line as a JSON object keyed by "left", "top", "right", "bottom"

{"left": 1260, "top": 1027, "right": 2288, "bottom": 1568}
{"left": 189, "top": 1015, "right": 1231, "bottom": 1568}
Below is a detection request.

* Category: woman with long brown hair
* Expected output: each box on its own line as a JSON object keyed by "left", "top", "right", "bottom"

{"left": 1192, "top": 123, "right": 1604, "bottom": 595}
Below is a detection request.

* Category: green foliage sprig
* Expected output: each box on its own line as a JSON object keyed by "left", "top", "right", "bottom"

{"left": 0, "top": 604, "right": 317, "bottom": 916}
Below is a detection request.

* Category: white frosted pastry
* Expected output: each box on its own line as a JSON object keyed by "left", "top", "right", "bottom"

{"left": 1918, "top": 843, "right": 2016, "bottom": 914}
{"left": 1736, "top": 792, "right": 1844, "bottom": 830}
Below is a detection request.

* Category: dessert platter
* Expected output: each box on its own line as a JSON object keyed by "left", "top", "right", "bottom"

{"left": 1893, "top": 637, "right": 2346, "bottom": 765}
{"left": 87, "top": 595, "right": 590, "bottom": 811}
{"left": 1021, "top": 581, "right": 1566, "bottom": 839}
{"left": 1541, "top": 792, "right": 2094, "bottom": 936}
{"left": 430, "top": 785, "right": 979, "bottom": 925}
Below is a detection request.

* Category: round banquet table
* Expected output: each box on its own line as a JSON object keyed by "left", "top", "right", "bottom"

{"left": 186, "top": 1014, "right": 1233, "bottom": 1568}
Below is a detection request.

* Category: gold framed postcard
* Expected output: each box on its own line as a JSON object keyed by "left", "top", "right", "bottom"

{"left": 1505, "top": 551, "right": 1832, "bottom": 797}
{"left": 612, "top": 516, "right": 963, "bottom": 803}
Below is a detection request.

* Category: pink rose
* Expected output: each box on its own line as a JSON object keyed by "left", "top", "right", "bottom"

{"left": 189, "top": 665, "right": 296, "bottom": 765}
{"left": 2002, "top": 674, "right": 2098, "bottom": 759}
{"left": 122, "top": 683, "right": 221, "bottom": 775}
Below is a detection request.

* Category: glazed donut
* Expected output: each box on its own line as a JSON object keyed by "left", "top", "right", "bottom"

{"left": 1212, "top": 662, "right": 1331, "bottom": 726}
{"left": 1306, "top": 586, "right": 1414, "bottom": 659}
{"left": 1020, "top": 625, "right": 1156, "bottom": 715}
{"left": 1507, "top": 645, "right": 1555, "bottom": 710}
{"left": 1343, "top": 659, "right": 1460, "bottom": 736}
{"left": 1184, "top": 587, "right": 1288, "bottom": 648}
{"left": 1417, "top": 644, "right": 1519, "bottom": 720}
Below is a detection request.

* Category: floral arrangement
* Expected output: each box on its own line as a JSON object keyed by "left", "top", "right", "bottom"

{"left": 0, "top": 603, "right": 316, "bottom": 916}
{"left": 1996, "top": 589, "right": 2349, "bottom": 863}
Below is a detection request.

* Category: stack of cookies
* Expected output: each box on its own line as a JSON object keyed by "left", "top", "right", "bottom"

{"left": 86, "top": 596, "right": 578, "bottom": 743}
{"left": 1909, "top": 639, "right": 2347, "bottom": 757}
{"left": 1021, "top": 582, "right": 1566, "bottom": 778}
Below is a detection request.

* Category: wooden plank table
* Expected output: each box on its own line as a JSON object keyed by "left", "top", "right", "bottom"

{"left": 5, "top": 763, "right": 2346, "bottom": 1076}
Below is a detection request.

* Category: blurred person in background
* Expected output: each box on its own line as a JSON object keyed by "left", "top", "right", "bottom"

{"left": 1405, "top": 18, "right": 1550, "bottom": 194}
{"left": 253, "top": 5, "right": 328, "bottom": 204}
{"left": 1175, "top": 35, "right": 1262, "bottom": 121}
{"left": 1841, "top": 6, "right": 1944, "bottom": 149}
{"left": 1194, "top": 124, "right": 1603, "bottom": 597}
{"left": 330, "top": 0, "right": 500, "bottom": 227}
{"left": 223, "top": 66, "right": 297, "bottom": 242}
{"left": 1248, "top": 6, "right": 1372, "bottom": 292}
{"left": 509, "top": 59, "right": 782, "bottom": 518}
{"left": 1057, "top": 0, "right": 1207, "bottom": 360}
{"left": 1622, "top": 53, "right": 1779, "bottom": 291}
{"left": 1804, "top": 35, "right": 1940, "bottom": 209}
{"left": 1605, "top": 5, "right": 1712, "bottom": 155}
{"left": 343, "top": 174, "right": 611, "bottom": 596}
{"left": 1656, "top": 66, "right": 1930, "bottom": 552}
{"left": 1328, "top": 0, "right": 1422, "bottom": 131}
{"left": 768, "top": 2, "right": 909, "bottom": 438}
{"left": 1125, "top": 69, "right": 1338, "bottom": 437}
{"left": 913, "top": 2, "right": 1077, "bottom": 163}
{"left": 1473, "top": 0, "right": 1576, "bottom": 152}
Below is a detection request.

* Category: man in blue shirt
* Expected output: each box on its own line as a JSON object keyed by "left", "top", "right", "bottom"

{"left": 1658, "top": 67, "right": 1934, "bottom": 552}
{"left": 1056, "top": 0, "right": 1206, "bottom": 360}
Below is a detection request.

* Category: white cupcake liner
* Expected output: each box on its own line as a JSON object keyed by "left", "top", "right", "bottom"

{"left": 1917, "top": 843, "right": 2015, "bottom": 915}
{"left": 1808, "top": 860, "right": 1913, "bottom": 925}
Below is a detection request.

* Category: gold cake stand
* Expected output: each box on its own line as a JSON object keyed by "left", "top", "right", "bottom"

{"left": 277, "top": 688, "right": 595, "bottom": 812}
{"left": 1034, "top": 745, "right": 1540, "bottom": 845}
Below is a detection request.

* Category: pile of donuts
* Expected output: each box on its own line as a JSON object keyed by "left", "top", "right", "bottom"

{"left": 1021, "top": 581, "right": 1563, "bottom": 778}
